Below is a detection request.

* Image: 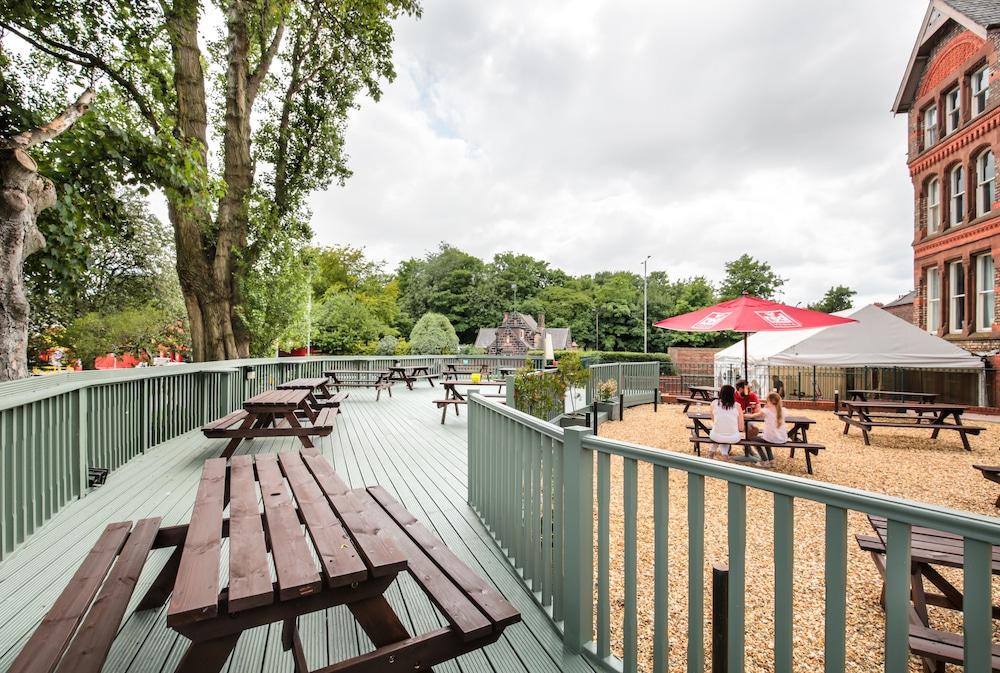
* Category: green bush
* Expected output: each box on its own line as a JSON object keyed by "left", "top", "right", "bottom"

{"left": 376, "top": 335, "right": 399, "bottom": 355}
{"left": 409, "top": 312, "right": 459, "bottom": 354}
{"left": 531, "top": 349, "right": 673, "bottom": 374}
{"left": 313, "top": 294, "right": 383, "bottom": 354}
{"left": 394, "top": 338, "right": 412, "bottom": 355}
{"left": 65, "top": 304, "right": 182, "bottom": 368}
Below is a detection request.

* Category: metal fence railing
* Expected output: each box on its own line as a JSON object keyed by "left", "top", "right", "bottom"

{"left": 466, "top": 393, "right": 1000, "bottom": 673}
{"left": 586, "top": 362, "right": 660, "bottom": 406}
{"left": 660, "top": 362, "right": 985, "bottom": 406}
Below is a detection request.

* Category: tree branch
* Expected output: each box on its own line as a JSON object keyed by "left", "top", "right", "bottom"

{"left": 1, "top": 87, "right": 96, "bottom": 150}
{"left": 247, "top": 18, "right": 285, "bottom": 104}
{"left": 0, "top": 20, "right": 161, "bottom": 133}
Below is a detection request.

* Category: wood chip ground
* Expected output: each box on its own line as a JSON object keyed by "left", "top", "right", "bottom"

{"left": 595, "top": 404, "right": 1000, "bottom": 672}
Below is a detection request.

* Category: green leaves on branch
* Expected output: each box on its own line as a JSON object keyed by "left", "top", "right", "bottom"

{"left": 408, "top": 312, "right": 459, "bottom": 355}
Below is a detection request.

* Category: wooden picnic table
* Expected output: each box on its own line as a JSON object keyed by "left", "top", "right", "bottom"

{"left": 847, "top": 389, "right": 938, "bottom": 403}
{"left": 142, "top": 451, "right": 521, "bottom": 673}
{"left": 435, "top": 379, "right": 506, "bottom": 424}
{"left": 386, "top": 364, "right": 437, "bottom": 389}
{"left": 838, "top": 400, "right": 983, "bottom": 450}
{"left": 688, "top": 385, "right": 717, "bottom": 400}
{"left": 324, "top": 369, "right": 393, "bottom": 400}
{"left": 857, "top": 515, "right": 1000, "bottom": 670}
{"left": 687, "top": 410, "right": 815, "bottom": 442}
{"left": 443, "top": 363, "right": 490, "bottom": 380}
{"left": 277, "top": 377, "right": 336, "bottom": 404}
{"left": 202, "top": 389, "right": 336, "bottom": 458}
{"left": 686, "top": 410, "right": 824, "bottom": 473}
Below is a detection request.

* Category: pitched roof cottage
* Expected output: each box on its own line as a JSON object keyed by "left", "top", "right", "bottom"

{"left": 474, "top": 312, "right": 574, "bottom": 356}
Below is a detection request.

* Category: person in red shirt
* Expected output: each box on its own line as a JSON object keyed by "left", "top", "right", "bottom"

{"left": 733, "top": 380, "right": 759, "bottom": 412}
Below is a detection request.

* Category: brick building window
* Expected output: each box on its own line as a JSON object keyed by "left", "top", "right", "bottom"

{"left": 972, "top": 66, "right": 989, "bottom": 116}
{"left": 948, "top": 260, "right": 965, "bottom": 332}
{"left": 945, "top": 86, "right": 961, "bottom": 134}
{"left": 950, "top": 164, "right": 965, "bottom": 226}
{"left": 976, "top": 149, "right": 995, "bottom": 217}
{"left": 927, "top": 176, "right": 940, "bottom": 233}
{"left": 923, "top": 106, "right": 938, "bottom": 147}
{"left": 927, "top": 267, "right": 941, "bottom": 332}
{"left": 976, "top": 253, "right": 995, "bottom": 331}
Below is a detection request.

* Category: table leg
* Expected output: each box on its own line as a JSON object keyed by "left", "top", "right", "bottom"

{"left": 173, "top": 633, "right": 240, "bottom": 673}
{"left": 911, "top": 564, "right": 929, "bottom": 626}
{"left": 222, "top": 413, "right": 257, "bottom": 459}
{"left": 137, "top": 546, "right": 183, "bottom": 609}
{"left": 349, "top": 595, "right": 411, "bottom": 645}
{"left": 285, "top": 412, "right": 314, "bottom": 449}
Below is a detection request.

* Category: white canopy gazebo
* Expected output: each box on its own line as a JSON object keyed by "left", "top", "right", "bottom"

{"left": 713, "top": 304, "right": 986, "bottom": 404}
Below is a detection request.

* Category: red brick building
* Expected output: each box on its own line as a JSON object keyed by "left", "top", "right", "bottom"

{"left": 896, "top": 0, "right": 1000, "bottom": 353}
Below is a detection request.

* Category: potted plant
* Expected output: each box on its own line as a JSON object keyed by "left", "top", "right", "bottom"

{"left": 557, "top": 353, "right": 591, "bottom": 427}
{"left": 594, "top": 378, "right": 618, "bottom": 420}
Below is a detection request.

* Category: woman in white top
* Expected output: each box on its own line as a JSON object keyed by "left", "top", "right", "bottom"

{"left": 709, "top": 384, "right": 743, "bottom": 460}
{"left": 746, "top": 391, "right": 788, "bottom": 468}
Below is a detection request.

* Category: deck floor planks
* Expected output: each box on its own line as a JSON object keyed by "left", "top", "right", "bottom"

{"left": 0, "top": 386, "right": 591, "bottom": 673}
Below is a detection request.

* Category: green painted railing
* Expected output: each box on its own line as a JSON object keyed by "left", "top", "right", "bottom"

{"left": 0, "top": 353, "right": 538, "bottom": 561}
{"left": 585, "top": 361, "right": 660, "bottom": 406}
{"left": 466, "top": 393, "right": 1000, "bottom": 673}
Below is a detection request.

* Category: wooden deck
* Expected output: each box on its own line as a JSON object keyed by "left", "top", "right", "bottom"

{"left": 0, "top": 386, "right": 593, "bottom": 673}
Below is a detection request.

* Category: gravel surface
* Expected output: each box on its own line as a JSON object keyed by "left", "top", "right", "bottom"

{"left": 594, "top": 403, "right": 1000, "bottom": 672}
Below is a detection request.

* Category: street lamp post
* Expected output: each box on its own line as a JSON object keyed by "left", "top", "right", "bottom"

{"left": 512, "top": 283, "right": 518, "bottom": 313}
{"left": 643, "top": 255, "right": 651, "bottom": 353}
{"left": 595, "top": 306, "right": 600, "bottom": 351}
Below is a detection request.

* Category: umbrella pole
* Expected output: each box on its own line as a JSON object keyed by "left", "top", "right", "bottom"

{"left": 743, "top": 332, "right": 749, "bottom": 384}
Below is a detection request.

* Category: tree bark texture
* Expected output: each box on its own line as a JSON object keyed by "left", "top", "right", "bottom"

{"left": 0, "top": 89, "right": 94, "bottom": 381}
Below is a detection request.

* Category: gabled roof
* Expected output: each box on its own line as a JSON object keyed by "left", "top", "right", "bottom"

{"left": 546, "top": 328, "right": 571, "bottom": 350}
{"left": 474, "top": 328, "right": 496, "bottom": 349}
{"left": 513, "top": 311, "right": 538, "bottom": 330}
{"left": 883, "top": 290, "right": 916, "bottom": 308}
{"left": 893, "top": 0, "right": 991, "bottom": 113}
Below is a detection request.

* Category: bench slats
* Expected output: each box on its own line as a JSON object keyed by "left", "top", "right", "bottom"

{"left": 909, "top": 625, "right": 1000, "bottom": 671}
{"left": 279, "top": 451, "right": 368, "bottom": 587}
{"left": 255, "top": 454, "right": 323, "bottom": 601}
{"left": 368, "top": 486, "right": 519, "bottom": 627}
{"left": 201, "top": 410, "right": 249, "bottom": 432}
{"left": 301, "top": 452, "right": 408, "bottom": 576}
{"left": 56, "top": 518, "right": 161, "bottom": 673}
{"left": 7, "top": 521, "right": 132, "bottom": 673}
{"left": 228, "top": 456, "right": 273, "bottom": 613}
{"left": 353, "top": 488, "right": 492, "bottom": 641}
{"left": 168, "top": 458, "right": 226, "bottom": 626}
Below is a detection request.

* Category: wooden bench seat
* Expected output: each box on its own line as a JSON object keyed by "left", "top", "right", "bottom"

{"left": 675, "top": 396, "right": 711, "bottom": 412}
{"left": 688, "top": 436, "right": 825, "bottom": 474}
{"left": 973, "top": 464, "right": 1000, "bottom": 507}
{"left": 837, "top": 412, "right": 984, "bottom": 449}
{"left": 909, "top": 624, "right": 1000, "bottom": 672}
{"left": 7, "top": 518, "right": 161, "bottom": 673}
{"left": 202, "top": 409, "right": 249, "bottom": 432}
{"left": 434, "top": 398, "right": 465, "bottom": 424}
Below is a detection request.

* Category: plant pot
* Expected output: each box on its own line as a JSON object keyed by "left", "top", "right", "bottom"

{"left": 594, "top": 400, "right": 616, "bottom": 420}
{"left": 559, "top": 412, "right": 590, "bottom": 428}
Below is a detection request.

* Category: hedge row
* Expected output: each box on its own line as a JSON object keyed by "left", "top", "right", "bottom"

{"left": 530, "top": 350, "right": 674, "bottom": 375}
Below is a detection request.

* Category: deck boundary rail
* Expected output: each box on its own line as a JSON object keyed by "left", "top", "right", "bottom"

{"left": 0, "top": 354, "right": 543, "bottom": 561}
{"left": 466, "top": 392, "right": 1000, "bottom": 673}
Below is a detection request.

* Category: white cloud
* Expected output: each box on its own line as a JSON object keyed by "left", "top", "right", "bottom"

{"left": 307, "top": 0, "right": 925, "bottom": 308}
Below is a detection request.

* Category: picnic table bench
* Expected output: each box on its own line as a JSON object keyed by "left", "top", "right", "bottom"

{"left": 202, "top": 389, "right": 336, "bottom": 458}
{"left": 278, "top": 377, "right": 348, "bottom": 409}
{"left": 324, "top": 369, "right": 394, "bottom": 400}
{"left": 687, "top": 411, "right": 824, "bottom": 474}
{"left": 675, "top": 385, "right": 717, "bottom": 412}
{"left": 9, "top": 452, "right": 521, "bottom": 673}
{"left": 435, "top": 380, "right": 506, "bottom": 424}
{"left": 856, "top": 514, "right": 1000, "bottom": 672}
{"left": 837, "top": 400, "right": 984, "bottom": 450}
{"left": 973, "top": 464, "right": 1000, "bottom": 507}
{"left": 847, "top": 389, "right": 938, "bottom": 403}
{"left": 444, "top": 363, "right": 490, "bottom": 380}
{"left": 387, "top": 364, "right": 437, "bottom": 390}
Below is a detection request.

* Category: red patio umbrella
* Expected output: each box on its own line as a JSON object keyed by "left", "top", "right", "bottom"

{"left": 653, "top": 295, "right": 857, "bottom": 385}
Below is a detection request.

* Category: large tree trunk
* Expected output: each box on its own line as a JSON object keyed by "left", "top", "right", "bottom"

{"left": 0, "top": 89, "right": 94, "bottom": 381}
{"left": 165, "top": 0, "right": 253, "bottom": 361}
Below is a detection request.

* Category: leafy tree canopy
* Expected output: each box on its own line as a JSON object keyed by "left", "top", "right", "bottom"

{"left": 718, "top": 254, "right": 786, "bottom": 301}
{"left": 409, "top": 312, "right": 459, "bottom": 354}
{"left": 809, "top": 285, "right": 856, "bottom": 313}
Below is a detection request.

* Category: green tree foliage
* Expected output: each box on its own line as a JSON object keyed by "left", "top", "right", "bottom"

{"left": 810, "top": 285, "right": 856, "bottom": 313}
{"left": 312, "top": 294, "right": 382, "bottom": 355}
{"left": 240, "top": 235, "right": 312, "bottom": 356}
{"left": 409, "top": 312, "right": 459, "bottom": 354}
{"left": 646, "top": 273, "right": 722, "bottom": 349}
{"left": 718, "top": 254, "right": 787, "bottom": 300}
{"left": 65, "top": 304, "right": 183, "bottom": 368}
{"left": 397, "top": 244, "right": 485, "bottom": 342}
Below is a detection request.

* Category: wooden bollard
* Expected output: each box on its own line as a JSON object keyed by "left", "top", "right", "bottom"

{"left": 712, "top": 564, "right": 728, "bottom": 673}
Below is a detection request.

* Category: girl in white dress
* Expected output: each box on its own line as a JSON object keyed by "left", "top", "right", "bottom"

{"left": 709, "top": 384, "right": 743, "bottom": 460}
{"left": 756, "top": 391, "right": 788, "bottom": 467}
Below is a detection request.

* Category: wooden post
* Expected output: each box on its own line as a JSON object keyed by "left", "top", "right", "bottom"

{"left": 505, "top": 375, "right": 515, "bottom": 407}
{"left": 618, "top": 392, "right": 624, "bottom": 421}
{"left": 592, "top": 401, "right": 599, "bottom": 434}
{"left": 712, "top": 564, "right": 729, "bottom": 673}
{"left": 833, "top": 389, "right": 840, "bottom": 413}
{"left": 76, "top": 386, "right": 89, "bottom": 497}
{"left": 653, "top": 388, "right": 658, "bottom": 412}
{"left": 562, "top": 426, "right": 593, "bottom": 654}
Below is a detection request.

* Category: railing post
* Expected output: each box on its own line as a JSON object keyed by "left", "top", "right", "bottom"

{"left": 712, "top": 564, "right": 729, "bottom": 673}
{"left": 561, "top": 426, "right": 593, "bottom": 654}
{"left": 140, "top": 378, "right": 150, "bottom": 453}
{"left": 505, "top": 375, "right": 515, "bottom": 407}
{"left": 76, "top": 386, "right": 89, "bottom": 497}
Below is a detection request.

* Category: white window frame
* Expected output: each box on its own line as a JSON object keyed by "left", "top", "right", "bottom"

{"left": 927, "top": 176, "right": 940, "bottom": 233}
{"left": 950, "top": 164, "right": 965, "bottom": 226}
{"left": 976, "top": 253, "right": 995, "bottom": 332}
{"left": 946, "top": 86, "right": 961, "bottom": 134}
{"left": 973, "top": 66, "right": 989, "bottom": 116}
{"left": 927, "top": 267, "right": 941, "bottom": 333}
{"left": 977, "top": 149, "right": 995, "bottom": 217}
{"left": 949, "top": 260, "right": 966, "bottom": 333}
{"left": 923, "top": 106, "right": 938, "bottom": 147}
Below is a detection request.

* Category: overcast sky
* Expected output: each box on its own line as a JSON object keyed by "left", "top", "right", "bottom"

{"left": 306, "top": 0, "right": 927, "bottom": 307}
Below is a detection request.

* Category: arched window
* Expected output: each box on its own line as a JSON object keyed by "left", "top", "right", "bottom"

{"left": 977, "top": 149, "right": 995, "bottom": 217}
{"left": 950, "top": 164, "right": 965, "bottom": 226}
{"left": 926, "top": 176, "right": 940, "bottom": 233}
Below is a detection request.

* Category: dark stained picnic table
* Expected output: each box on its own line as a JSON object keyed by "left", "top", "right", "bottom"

{"left": 277, "top": 376, "right": 336, "bottom": 405}
{"left": 838, "top": 399, "right": 984, "bottom": 450}
{"left": 847, "top": 389, "right": 938, "bottom": 403}
{"left": 687, "top": 410, "right": 816, "bottom": 443}
{"left": 435, "top": 379, "right": 506, "bottom": 424}
{"left": 202, "top": 388, "right": 335, "bottom": 458}
{"left": 324, "top": 369, "right": 394, "bottom": 400}
{"left": 150, "top": 451, "right": 520, "bottom": 673}
{"left": 443, "top": 363, "right": 490, "bottom": 380}
{"left": 688, "top": 385, "right": 718, "bottom": 400}
{"left": 386, "top": 364, "right": 436, "bottom": 389}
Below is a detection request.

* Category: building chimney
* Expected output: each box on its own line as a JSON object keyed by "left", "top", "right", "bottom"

{"left": 538, "top": 312, "right": 545, "bottom": 332}
{"left": 503, "top": 311, "right": 509, "bottom": 324}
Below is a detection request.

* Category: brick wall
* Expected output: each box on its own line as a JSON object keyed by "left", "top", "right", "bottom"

{"left": 880, "top": 302, "right": 915, "bottom": 324}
